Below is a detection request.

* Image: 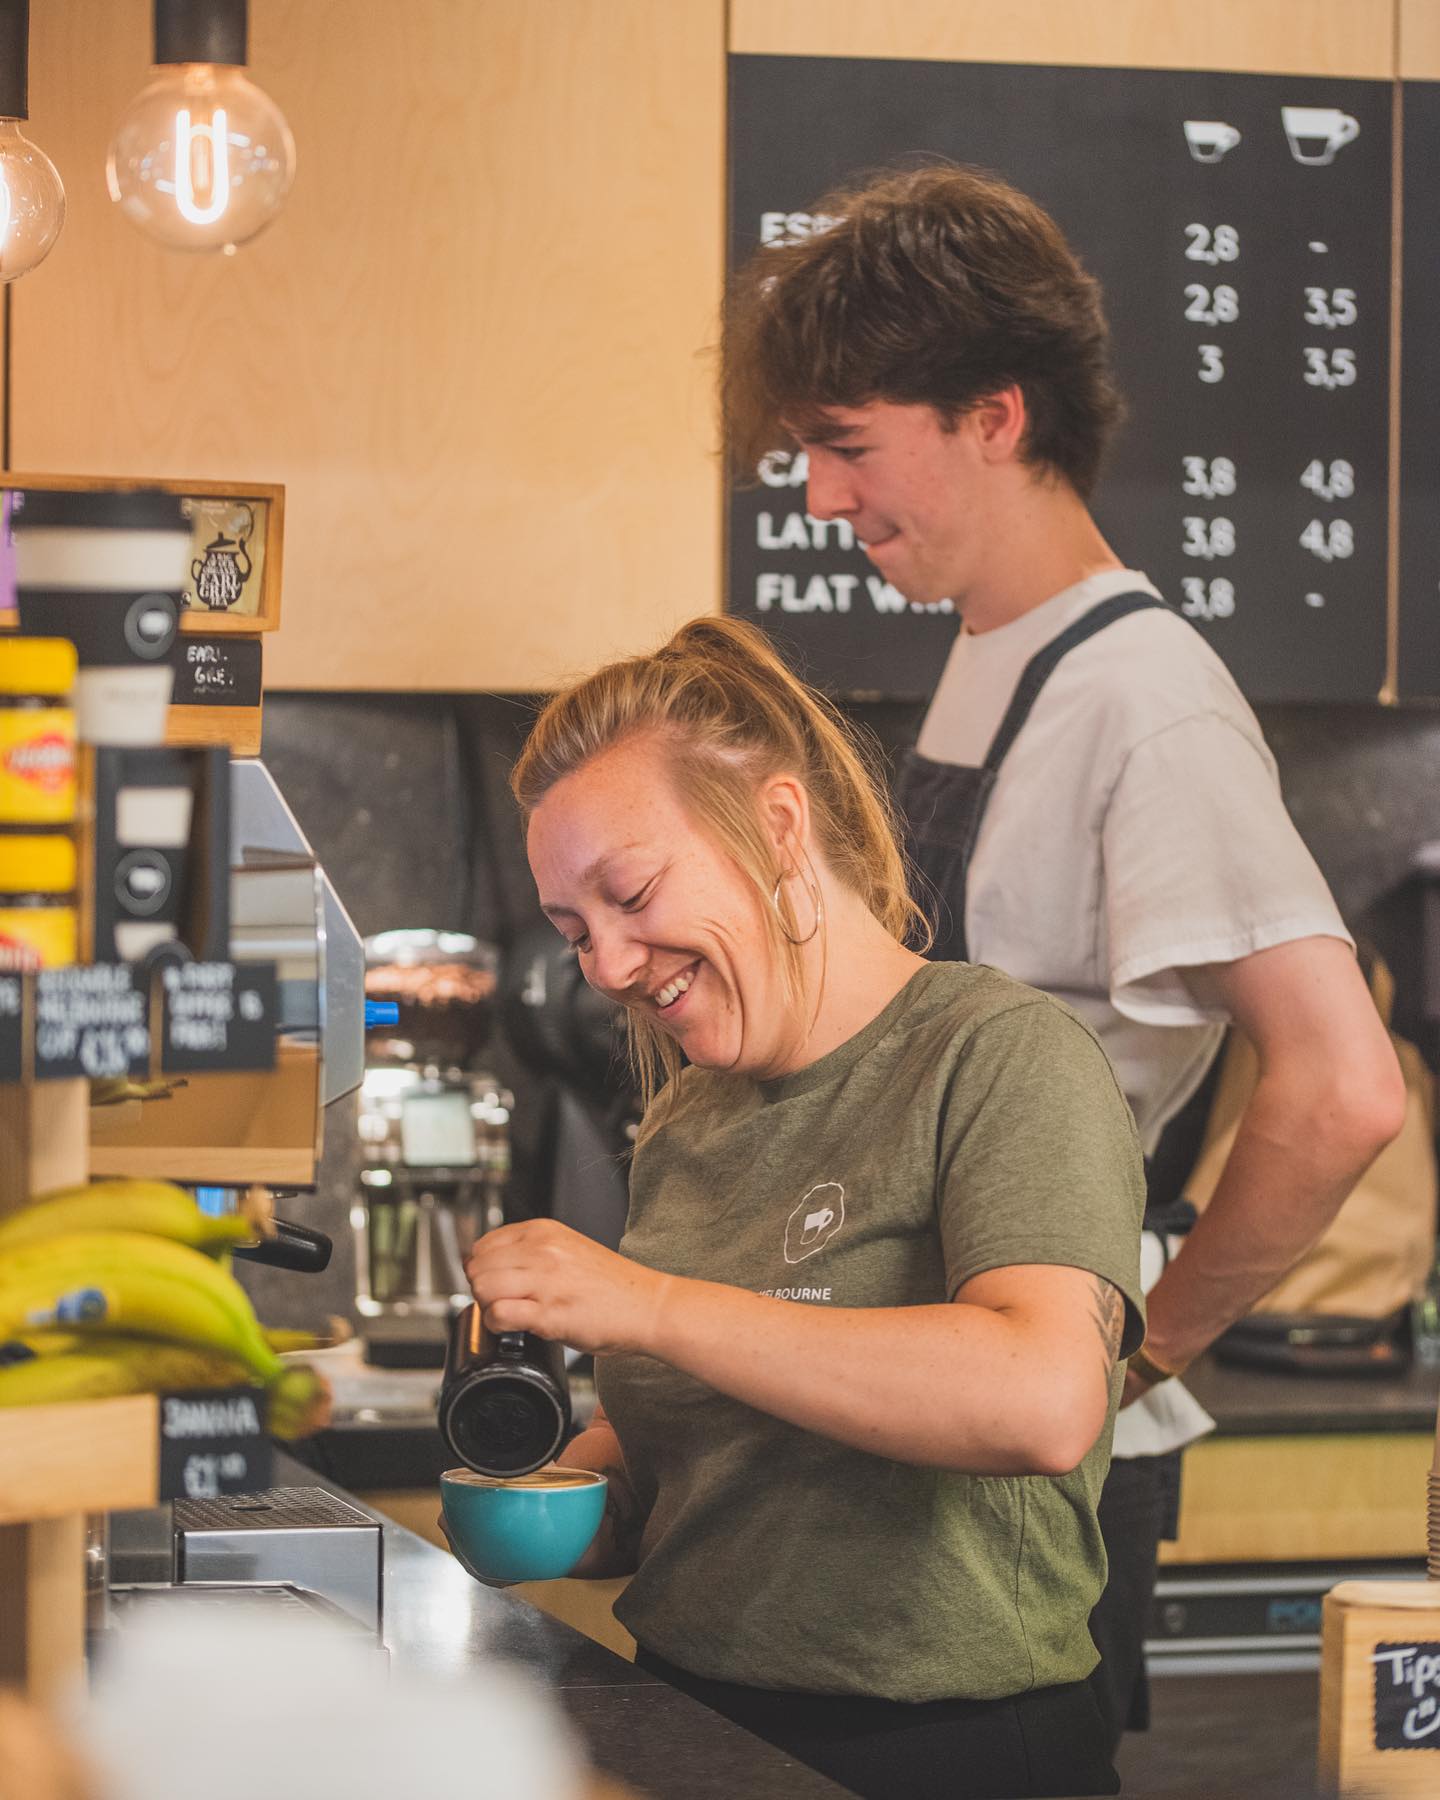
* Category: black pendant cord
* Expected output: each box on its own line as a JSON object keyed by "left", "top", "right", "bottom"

{"left": 0, "top": 0, "right": 29, "bottom": 121}
{"left": 154, "top": 0, "right": 248, "bottom": 68}
{"left": 2, "top": 284, "right": 12, "bottom": 471}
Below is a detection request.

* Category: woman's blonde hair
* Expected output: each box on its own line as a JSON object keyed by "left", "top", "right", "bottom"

{"left": 511, "top": 616, "right": 927, "bottom": 1107}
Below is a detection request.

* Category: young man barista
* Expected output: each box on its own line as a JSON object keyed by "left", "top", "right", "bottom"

{"left": 723, "top": 164, "right": 1407, "bottom": 1745}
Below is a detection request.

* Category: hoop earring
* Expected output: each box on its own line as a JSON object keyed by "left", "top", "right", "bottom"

{"left": 771, "top": 872, "right": 823, "bottom": 946}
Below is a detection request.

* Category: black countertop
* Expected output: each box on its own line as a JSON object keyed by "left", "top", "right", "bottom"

{"left": 1185, "top": 1351, "right": 1440, "bottom": 1437}
{"left": 276, "top": 1453, "right": 848, "bottom": 1799}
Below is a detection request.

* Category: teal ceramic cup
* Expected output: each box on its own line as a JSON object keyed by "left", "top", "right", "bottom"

{"left": 440, "top": 1467, "right": 607, "bottom": 1584}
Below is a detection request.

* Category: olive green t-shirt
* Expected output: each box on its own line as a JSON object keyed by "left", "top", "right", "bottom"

{"left": 596, "top": 961, "right": 1146, "bottom": 1703}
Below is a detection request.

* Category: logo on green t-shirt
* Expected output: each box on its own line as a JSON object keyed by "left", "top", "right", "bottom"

{"left": 784, "top": 1181, "right": 845, "bottom": 1263}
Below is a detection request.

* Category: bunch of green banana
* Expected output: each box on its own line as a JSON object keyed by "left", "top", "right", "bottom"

{"left": 0, "top": 1230, "right": 330, "bottom": 1438}
{"left": 0, "top": 1179, "right": 264, "bottom": 1257}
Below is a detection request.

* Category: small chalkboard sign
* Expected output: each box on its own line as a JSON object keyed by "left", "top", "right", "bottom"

{"left": 34, "top": 964, "right": 150, "bottom": 1082}
{"left": 159, "top": 961, "right": 278, "bottom": 1074}
{"left": 156, "top": 1386, "right": 273, "bottom": 1501}
{"left": 173, "top": 635, "right": 263, "bottom": 708}
{"left": 1371, "top": 1640, "right": 1440, "bottom": 1749}
{"left": 0, "top": 975, "right": 22, "bottom": 1082}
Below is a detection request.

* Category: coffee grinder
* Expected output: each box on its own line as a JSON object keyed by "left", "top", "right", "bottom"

{"left": 352, "top": 930, "right": 512, "bottom": 1366}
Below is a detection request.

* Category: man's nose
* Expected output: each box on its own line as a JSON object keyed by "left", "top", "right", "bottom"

{"left": 806, "top": 457, "right": 857, "bottom": 522}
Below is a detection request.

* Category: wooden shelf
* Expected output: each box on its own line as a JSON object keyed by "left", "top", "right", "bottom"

{"left": 0, "top": 1397, "right": 160, "bottom": 1702}
{"left": 0, "top": 1395, "right": 159, "bottom": 1526}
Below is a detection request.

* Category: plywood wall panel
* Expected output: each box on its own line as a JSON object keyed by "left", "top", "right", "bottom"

{"left": 729, "top": 1, "right": 1397, "bottom": 79}
{"left": 15, "top": 1, "right": 725, "bottom": 691}
{"left": 1400, "top": 0, "right": 1440, "bottom": 78}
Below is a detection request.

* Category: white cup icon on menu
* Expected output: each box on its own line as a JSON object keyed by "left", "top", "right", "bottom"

{"left": 1183, "top": 121, "right": 1241, "bottom": 164}
{"left": 1281, "top": 106, "right": 1360, "bottom": 166}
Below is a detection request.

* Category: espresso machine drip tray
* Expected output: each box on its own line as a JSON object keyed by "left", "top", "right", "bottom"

{"left": 172, "top": 1486, "right": 384, "bottom": 1634}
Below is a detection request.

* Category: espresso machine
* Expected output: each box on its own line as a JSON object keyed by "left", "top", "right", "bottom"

{"left": 352, "top": 930, "right": 512, "bottom": 1366}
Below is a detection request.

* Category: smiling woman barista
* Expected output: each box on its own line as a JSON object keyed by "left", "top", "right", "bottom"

{"left": 463, "top": 616, "right": 1144, "bottom": 1800}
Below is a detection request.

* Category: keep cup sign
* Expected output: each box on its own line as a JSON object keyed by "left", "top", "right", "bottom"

{"left": 1371, "top": 1641, "right": 1440, "bottom": 1749}
{"left": 159, "top": 961, "right": 277, "bottom": 1074}
{"left": 155, "top": 1386, "right": 273, "bottom": 1501}
{"left": 34, "top": 964, "right": 150, "bottom": 1081}
{"left": 0, "top": 974, "right": 22, "bottom": 1081}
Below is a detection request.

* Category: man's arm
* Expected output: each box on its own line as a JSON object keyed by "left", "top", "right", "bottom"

{"left": 1130, "top": 935, "right": 1406, "bottom": 1396}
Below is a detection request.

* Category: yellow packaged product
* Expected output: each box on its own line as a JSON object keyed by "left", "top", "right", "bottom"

{"left": 0, "top": 637, "right": 77, "bottom": 826}
{"left": 0, "top": 833, "right": 77, "bottom": 970}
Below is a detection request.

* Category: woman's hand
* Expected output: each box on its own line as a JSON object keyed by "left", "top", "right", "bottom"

{"left": 463, "top": 1219, "right": 672, "bottom": 1356}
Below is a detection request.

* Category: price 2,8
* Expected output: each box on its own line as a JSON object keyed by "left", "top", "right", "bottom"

{"left": 1184, "top": 283, "right": 1239, "bottom": 326}
{"left": 1185, "top": 223, "right": 1240, "bottom": 266}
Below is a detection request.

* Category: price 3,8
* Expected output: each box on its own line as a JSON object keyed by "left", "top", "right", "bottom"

{"left": 1180, "top": 578, "right": 1236, "bottom": 622}
{"left": 1182, "top": 456, "right": 1236, "bottom": 500}
{"left": 1182, "top": 516, "right": 1236, "bottom": 561}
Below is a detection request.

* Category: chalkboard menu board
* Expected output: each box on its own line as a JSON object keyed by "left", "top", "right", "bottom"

{"left": 728, "top": 58, "right": 1392, "bottom": 703}
{"left": 1398, "top": 82, "right": 1440, "bottom": 700}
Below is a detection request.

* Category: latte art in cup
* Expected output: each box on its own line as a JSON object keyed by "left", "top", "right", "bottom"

{"left": 443, "top": 1467, "right": 603, "bottom": 1490}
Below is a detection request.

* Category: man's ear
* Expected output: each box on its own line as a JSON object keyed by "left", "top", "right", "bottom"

{"left": 969, "top": 385, "right": 1028, "bottom": 463}
{"left": 759, "top": 774, "right": 811, "bottom": 866}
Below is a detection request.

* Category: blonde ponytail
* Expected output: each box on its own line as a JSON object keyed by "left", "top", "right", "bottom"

{"left": 512, "top": 616, "right": 927, "bottom": 1106}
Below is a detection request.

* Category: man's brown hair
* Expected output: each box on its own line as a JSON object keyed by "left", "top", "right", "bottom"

{"left": 722, "top": 163, "right": 1125, "bottom": 499}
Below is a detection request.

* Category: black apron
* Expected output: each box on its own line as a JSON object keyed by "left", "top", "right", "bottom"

{"left": 894, "top": 591, "right": 1207, "bottom": 1230}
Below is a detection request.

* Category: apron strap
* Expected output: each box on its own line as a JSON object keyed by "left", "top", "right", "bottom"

{"left": 981, "top": 592, "right": 1170, "bottom": 773}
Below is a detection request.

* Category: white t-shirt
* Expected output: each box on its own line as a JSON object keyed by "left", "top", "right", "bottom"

{"left": 916, "top": 568, "right": 1353, "bottom": 1456}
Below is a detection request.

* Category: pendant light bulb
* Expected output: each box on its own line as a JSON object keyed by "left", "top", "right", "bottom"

{"left": 106, "top": 1, "right": 295, "bottom": 254}
{"left": 0, "top": 2, "right": 66, "bottom": 282}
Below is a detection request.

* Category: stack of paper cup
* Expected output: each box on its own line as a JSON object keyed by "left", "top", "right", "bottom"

{"left": 10, "top": 488, "right": 191, "bottom": 746}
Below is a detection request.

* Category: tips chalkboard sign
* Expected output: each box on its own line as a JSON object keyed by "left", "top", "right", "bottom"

{"left": 1373, "top": 1641, "right": 1440, "bottom": 1750}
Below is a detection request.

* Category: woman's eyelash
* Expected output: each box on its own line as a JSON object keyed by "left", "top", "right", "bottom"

{"left": 620, "top": 883, "right": 653, "bottom": 910}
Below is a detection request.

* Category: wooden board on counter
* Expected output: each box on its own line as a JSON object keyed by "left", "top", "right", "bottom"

{"left": 1161, "top": 1430, "right": 1435, "bottom": 1564}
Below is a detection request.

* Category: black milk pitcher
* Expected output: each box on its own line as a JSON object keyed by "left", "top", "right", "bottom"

{"left": 438, "top": 1302, "right": 571, "bottom": 1478}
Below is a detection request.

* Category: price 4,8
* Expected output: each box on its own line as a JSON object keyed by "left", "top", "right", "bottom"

{"left": 1300, "top": 519, "right": 1353, "bottom": 563}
